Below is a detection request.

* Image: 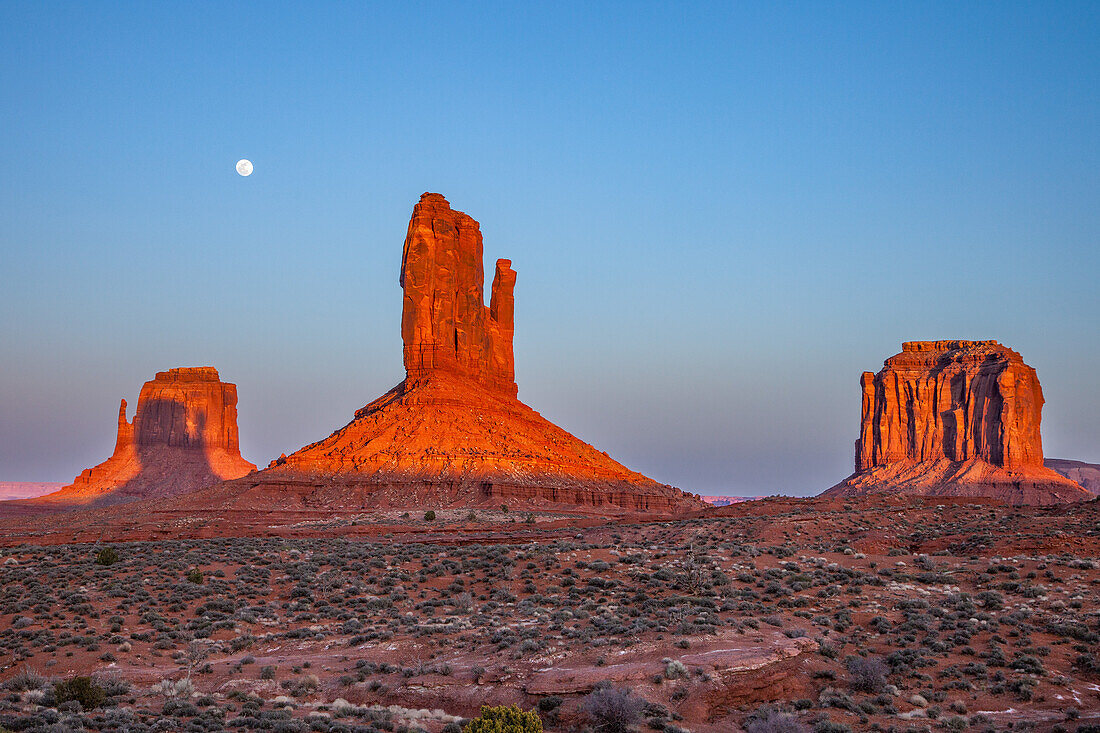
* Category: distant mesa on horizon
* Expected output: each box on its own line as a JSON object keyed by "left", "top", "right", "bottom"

{"left": 701, "top": 495, "right": 765, "bottom": 507}
{"left": 0, "top": 367, "right": 255, "bottom": 516}
{"left": 0, "top": 482, "right": 64, "bottom": 502}
{"left": 823, "top": 340, "right": 1090, "bottom": 505}
{"left": 1045, "top": 458, "right": 1100, "bottom": 496}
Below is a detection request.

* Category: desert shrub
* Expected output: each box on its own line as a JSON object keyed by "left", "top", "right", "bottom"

{"left": 53, "top": 675, "right": 106, "bottom": 709}
{"left": 186, "top": 568, "right": 204, "bottom": 584}
{"left": 537, "top": 696, "right": 563, "bottom": 712}
{"left": 5, "top": 668, "right": 47, "bottom": 691}
{"left": 744, "top": 706, "right": 808, "bottom": 733}
{"left": 151, "top": 677, "right": 195, "bottom": 699}
{"left": 847, "top": 656, "right": 889, "bottom": 692}
{"left": 584, "top": 687, "right": 645, "bottom": 733}
{"left": 424, "top": 511, "right": 437, "bottom": 521}
{"left": 1008, "top": 677, "right": 1036, "bottom": 701}
{"left": 261, "top": 665, "right": 277, "bottom": 679}
{"left": 163, "top": 698, "right": 200, "bottom": 716}
{"left": 868, "top": 616, "right": 892, "bottom": 633}
{"left": 976, "top": 591, "right": 1004, "bottom": 610}
{"left": 463, "top": 704, "right": 543, "bottom": 733}
{"left": 1048, "top": 622, "right": 1100, "bottom": 643}
{"left": 96, "top": 673, "right": 130, "bottom": 697}
{"left": 95, "top": 546, "right": 120, "bottom": 566}
{"left": 664, "top": 659, "right": 688, "bottom": 679}
{"left": 1011, "top": 654, "right": 1045, "bottom": 675}
{"left": 280, "top": 673, "right": 320, "bottom": 697}
{"left": 812, "top": 722, "right": 851, "bottom": 733}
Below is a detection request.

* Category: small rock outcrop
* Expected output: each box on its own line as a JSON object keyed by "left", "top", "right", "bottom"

{"left": 246, "top": 193, "right": 704, "bottom": 514}
{"left": 10, "top": 367, "right": 255, "bottom": 511}
{"left": 824, "top": 341, "right": 1089, "bottom": 505}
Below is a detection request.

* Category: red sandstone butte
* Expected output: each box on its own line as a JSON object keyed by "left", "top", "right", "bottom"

{"left": 242, "top": 193, "right": 704, "bottom": 514}
{"left": 2, "top": 367, "right": 255, "bottom": 514}
{"left": 824, "top": 340, "right": 1089, "bottom": 505}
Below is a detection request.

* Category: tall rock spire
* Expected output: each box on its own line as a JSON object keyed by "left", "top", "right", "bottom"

{"left": 250, "top": 193, "right": 704, "bottom": 515}
{"left": 400, "top": 193, "right": 518, "bottom": 395}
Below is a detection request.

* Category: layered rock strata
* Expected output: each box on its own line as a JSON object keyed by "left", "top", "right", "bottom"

{"left": 8, "top": 367, "right": 255, "bottom": 511}
{"left": 825, "top": 341, "right": 1089, "bottom": 505}
{"left": 252, "top": 193, "right": 703, "bottom": 514}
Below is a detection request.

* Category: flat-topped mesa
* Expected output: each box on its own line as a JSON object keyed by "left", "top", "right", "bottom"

{"left": 401, "top": 193, "right": 517, "bottom": 395}
{"left": 4, "top": 367, "right": 256, "bottom": 512}
{"left": 859, "top": 340, "right": 1041, "bottom": 472}
{"left": 826, "top": 340, "right": 1089, "bottom": 505}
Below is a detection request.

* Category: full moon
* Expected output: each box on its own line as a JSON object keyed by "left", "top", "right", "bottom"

{"left": 235, "top": 159, "right": 253, "bottom": 177}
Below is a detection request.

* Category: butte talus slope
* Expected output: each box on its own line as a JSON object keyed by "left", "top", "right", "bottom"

{"left": 824, "top": 340, "right": 1089, "bottom": 505}
{"left": 229, "top": 193, "right": 703, "bottom": 514}
{"left": 0, "top": 367, "right": 255, "bottom": 514}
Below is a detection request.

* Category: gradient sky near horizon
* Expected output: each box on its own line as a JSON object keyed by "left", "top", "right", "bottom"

{"left": 2, "top": 2, "right": 1098, "bottom": 495}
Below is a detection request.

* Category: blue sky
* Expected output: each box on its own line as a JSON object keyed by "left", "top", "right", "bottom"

{"left": 1, "top": 2, "right": 1097, "bottom": 494}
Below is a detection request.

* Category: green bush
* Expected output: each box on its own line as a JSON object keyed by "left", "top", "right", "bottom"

{"left": 424, "top": 510, "right": 437, "bottom": 521}
{"left": 53, "top": 676, "right": 106, "bottom": 709}
{"left": 95, "top": 546, "right": 119, "bottom": 566}
{"left": 463, "top": 704, "right": 543, "bottom": 733}
{"left": 186, "top": 568, "right": 204, "bottom": 584}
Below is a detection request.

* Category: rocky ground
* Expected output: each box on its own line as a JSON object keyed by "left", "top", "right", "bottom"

{"left": 1, "top": 496, "right": 1099, "bottom": 732}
